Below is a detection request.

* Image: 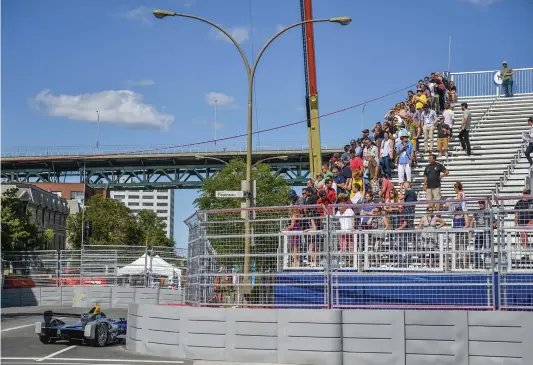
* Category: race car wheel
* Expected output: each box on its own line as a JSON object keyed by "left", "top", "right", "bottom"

{"left": 93, "top": 323, "right": 108, "bottom": 347}
{"left": 39, "top": 335, "right": 56, "bottom": 344}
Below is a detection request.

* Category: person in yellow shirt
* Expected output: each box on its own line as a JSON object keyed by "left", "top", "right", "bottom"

{"left": 349, "top": 169, "right": 365, "bottom": 200}
{"left": 415, "top": 89, "right": 427, "bottom": 110}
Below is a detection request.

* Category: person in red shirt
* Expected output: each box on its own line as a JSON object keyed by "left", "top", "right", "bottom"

{"left": 378, "top": 175, "right": 395, "bottom": 202}
{"left": 321, "top": 178, "right": 337, "bottom": 203}
{"left": 350, "top": 153, "right": 364, "bottom": 173}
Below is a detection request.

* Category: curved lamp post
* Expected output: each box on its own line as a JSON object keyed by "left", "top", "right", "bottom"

{"left": 154, "top": 9, "right": 351, "bottom": 294}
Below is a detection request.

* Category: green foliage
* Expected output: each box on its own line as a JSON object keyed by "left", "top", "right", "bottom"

{"left": 66, "top": 194, "right": 174, "bottom": 248}
{"left": 137, "top": 209, "right": 174, "bottom": 247}
{"left": 1, "top": 188, "right": 41, "bottom": 251}
{"left": 193, "top": 159, "right": 291, "bottom": 269}
{"left": 194, "top": 158, "right": 291, "bottom": 210}
{"left": 42, "top": 228, "right": 55, "bottom": 244}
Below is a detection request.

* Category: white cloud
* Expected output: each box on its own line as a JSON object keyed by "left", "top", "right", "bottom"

{"left": 34, "top": 89, "right": 173, "bottom": 130}
{"left": 121, "top": 6, "right": 152, "bottom": 25}
{"left": 462, "top": 0, "right": 504, "bottom": 4}
{"left": 128, "top": 79, "right": 155, "bottom": 87}
{"left": 213, "top": 26, "right": 250, "bottom": 44}
{"left": 275, "top": 24, "right": 285, "bottom": 33}
{"left": 205, "top": 92, "right": 238, "bottom": 108}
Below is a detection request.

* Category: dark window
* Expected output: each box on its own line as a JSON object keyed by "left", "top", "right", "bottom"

{"left": 157, "top": 202, "right": 168, "bottom": 207}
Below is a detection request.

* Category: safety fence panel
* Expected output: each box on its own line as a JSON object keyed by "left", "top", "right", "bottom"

{"left": 186, "top": 199, "right": 503, "bottom": 310}
{"left": 1, "top": 250, "right": 59, "bottom": 287}
{"left": 450, "top": 68, "right": 533, "bottom": 97}
{"left": 497, "top": 196, "right": 533, "bottom": 310}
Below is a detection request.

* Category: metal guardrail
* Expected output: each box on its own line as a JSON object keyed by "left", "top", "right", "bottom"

{"left": 1, "top": 245, "right": 187, "bottom": 289}
{"left": 450, "top": 68, "right": 533, "bottom": 98}
{"left": 185, "top": 198, "right": 533, "bottom": 310}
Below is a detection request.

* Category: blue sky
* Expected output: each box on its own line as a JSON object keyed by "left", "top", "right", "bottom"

{"left": 2, "top": 0, "right": 532, "bottom": 249}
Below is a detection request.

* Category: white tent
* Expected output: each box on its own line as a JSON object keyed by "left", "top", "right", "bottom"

{"left": 117, "top": 253, "right": 181, "bottom": 279}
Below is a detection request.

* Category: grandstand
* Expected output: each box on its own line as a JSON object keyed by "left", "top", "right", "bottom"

{"left": 404, "top": 93, "right": 533, "bottom": 205}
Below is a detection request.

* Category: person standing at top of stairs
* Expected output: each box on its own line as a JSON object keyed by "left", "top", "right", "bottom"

{"left": 523, "top": 117, "right": 533, "bottom": 170}
{"left": 498, "top": 61, "right": 515, "bottom": 97}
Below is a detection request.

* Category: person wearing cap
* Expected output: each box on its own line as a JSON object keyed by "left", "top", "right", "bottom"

{"left": 523, "top": 117, "right": 533, "bottom": 169}
{"left": 361, "top": 129, "right": 373, "bottom": 141}
{"left": 459, "top": 102, "right": 472, "bottom": 156}
{"left": 394, "top": 130, "right": 414, "bottom": 185}
{"left": 498, "top": 61, "right": 514, "bottom": 97}
{"left": 421, "top": 103, "right": 438, "bottom": 154}
{"left": 288, "top": 190, "right": 299, "bottom": 206}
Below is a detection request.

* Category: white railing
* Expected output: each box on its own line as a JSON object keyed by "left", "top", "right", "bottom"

{"left": 450, "top": 67, "right": 533, "bottom": 98}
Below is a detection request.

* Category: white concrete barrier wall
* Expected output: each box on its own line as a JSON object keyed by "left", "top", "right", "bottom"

{"left": 1, "top": 287, "right": 184, "bottom": 308}
{"left": 127, "top": 304, "right": 533, "bottom": 365}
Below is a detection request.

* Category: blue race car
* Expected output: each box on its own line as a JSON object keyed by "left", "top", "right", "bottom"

{"left": 35, "top": 305, "right": 127, "bottom": 347}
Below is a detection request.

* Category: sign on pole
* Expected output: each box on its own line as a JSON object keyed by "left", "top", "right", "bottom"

{"left": 215, "top": 191, "right": 244, "bottom": 198}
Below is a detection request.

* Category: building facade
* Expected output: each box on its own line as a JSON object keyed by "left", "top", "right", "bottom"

{"left": 110, "top": 189, "right": 175, "bottom": 239}
{"left": 30, "top": 183, "right": 109, "bottom": 205}
{"left": 1, "top": 183, "right": 69, "bottom": 250}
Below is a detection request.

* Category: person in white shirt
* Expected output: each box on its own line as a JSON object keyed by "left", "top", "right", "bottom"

{"left": 524, "top": 117, "right": 533, "bottom": 169}
{"left": 442, "top": 103, "right": 454, "bottom": 143}
{"left": 420, "top": 104, "right": 438, "bottom": 154}
{"left": 335, "top": 194, "right": 355, "bottom": 266}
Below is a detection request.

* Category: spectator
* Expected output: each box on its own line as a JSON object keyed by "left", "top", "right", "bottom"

{"left": 282, "top": 208, "right": 302, "bottom": 268}
{"left": 322, "top": 178, "right": 337, "bottom": 203}
{"left": 306, "top": 179, "right": 318, "bottom": 195}
{"left": 362, "top": 137, "right": 379, "bottom": 163}
{"left": 435, "top": 115, "right": 451, "bottom": 159}
{"left": 523, "top": 117, "right": 533, "bottom": 169}
{"left": 289, "top": 190, "right": 299, "bottom": 205}
{"left": 472, "top": 200, "right": 495, "bottom": 269}
{"left": 383, "top": 188, "right": 401, "bottom": 230}
{"left": 431, "top": 72, "right": 447, "bottom": 112}
{"left": 332, "top": 159, "right": 351, "bottom": 195}
{"left": 341, "top": 144, "right": 351, "bottom": 162}
{"left": 349, "top": 169, "right": 365, "bottom": 200}
{"left": 395, "top": 130, "right": 414, "bottom": 185}
{"left": 360, "top": 192, "right": 378, "bottom": 229}
{"left": 378, "top": 173, "right": 395, "bottom": 203}
{"left": 442, "top": 103, "right": 454, "bottom": 143}
{"left": 452, "top": 205, "right": 471, "bottom": 269}
{"left": 421, "top": 104, "right": 438, "bottom": 154}
{"left": 514, "top": 188, "right": 533, "bottom": 249}
{"left": 364, "top": 154, "right": 379, "bottom": 191}
{"left": 418, "top": 206, "right": 445, "bottom": 267}
{"left": 361, "top": 129, "right": 373, "bottom": 141}
{"left": 459, "top": 102, "right": 472, "bottom": 156}
{"left": 406, "top": 90, "right": 415, "bottom": 109}
{"left": 498, "top": 61, "right": 514, "bottom": 97}
{"left": 350, "top": 150, "right": 364, "bottom": 173}
{"left": 335, "top": 193, "right": 355, "bottom": 266}
{"left": 423, "top": 154, "right": 449, "bottom": 211}
{"left": 415, "top": 88, "right": 427, "bottom": 110}
{"left": 447, "top": 81, "right": 457, "bottom": 105}
{"left": 379, "top": 131, "right": 394, "bottom": 179}
{"left": 350, "top": 182, "right": 363, "bottom": 204}
{"left": 454, "top": 181, "right": 467, "bottom": 212}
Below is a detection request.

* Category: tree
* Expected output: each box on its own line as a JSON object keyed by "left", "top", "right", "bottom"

{"left": 1, "top": 188, "right": 41, "bottom": 251}
{"left": 66, "top": 194, "right": 174, "bottom": 248}
{"left": 194, "top": 158, "right": 291, "bottom": 210}
{"left": 193, "top": 159, "right": 291, "bottom": 269}
{"left": 137, "top": 210, "right": 174, "bottom": 247}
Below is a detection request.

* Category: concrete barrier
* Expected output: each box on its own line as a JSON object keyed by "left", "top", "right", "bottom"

{"left": 126, "top": 304, "right": 533, "bottom": 365}
{"left": 1, "top": 287, "right": 184, "bottom": 308}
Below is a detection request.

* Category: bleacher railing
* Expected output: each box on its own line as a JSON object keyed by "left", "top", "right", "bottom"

{"left": 185, "top": 197, "right": 533, "bottom": 310}
{"left": 1, "top": 245, "right": 187, "bottom": 289}
{"left": 450, "top": 67, "right": 533, "bottom": 98}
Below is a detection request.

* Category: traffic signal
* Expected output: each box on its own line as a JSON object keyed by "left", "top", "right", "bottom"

{"left": 84, "top": 221, "right": 93, "bottom": 237}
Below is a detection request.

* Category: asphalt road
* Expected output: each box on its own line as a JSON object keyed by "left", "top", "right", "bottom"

{"left": 1, "top": 306, "right": 193, "bottom": 365}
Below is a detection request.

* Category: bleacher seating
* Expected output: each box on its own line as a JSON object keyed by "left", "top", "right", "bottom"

{"left": 400, "top": 94, "right": 533, "bottom": 207}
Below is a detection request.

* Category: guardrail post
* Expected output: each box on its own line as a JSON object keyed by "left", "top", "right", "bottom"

{"left": 325, "top": 213, "right": 332, "bottom": 309}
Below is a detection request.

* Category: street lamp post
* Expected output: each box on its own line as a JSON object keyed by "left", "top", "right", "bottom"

{"left": 154, "top": 9, "right": 351, "bottom": 295}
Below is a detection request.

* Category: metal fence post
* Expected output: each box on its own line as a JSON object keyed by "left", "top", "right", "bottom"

{"left": 488, "top": 202, "right": 496, "bottom": 309}
{"left": 144, "top": 244, "right": 148, "bottom": 288}
{"left": 56, "top": 250, "right": 60, "bottom": 288}
{"left": 325, "top": 209, "right": 332, "bottom": 309}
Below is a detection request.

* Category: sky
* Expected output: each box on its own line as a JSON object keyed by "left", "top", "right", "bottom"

{"left": 2, "top": 0, "right": 533, "bottom": 249}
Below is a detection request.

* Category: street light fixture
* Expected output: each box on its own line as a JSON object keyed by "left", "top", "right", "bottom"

{"left": 154, "top": 8, "right": 351, "bottom": 295}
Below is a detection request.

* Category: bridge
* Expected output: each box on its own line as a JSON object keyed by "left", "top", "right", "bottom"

{"left": 0, "top": 145, "right": 343, "bottom": 189}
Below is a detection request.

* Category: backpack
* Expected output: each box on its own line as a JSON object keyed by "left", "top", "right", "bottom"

{"left": 442, "top": 77, "right": 449, "bottom": 89}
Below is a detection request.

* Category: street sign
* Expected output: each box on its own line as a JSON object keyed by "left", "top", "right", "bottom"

{"left": 215, "top": 190, "right": 244, "bottom": 198}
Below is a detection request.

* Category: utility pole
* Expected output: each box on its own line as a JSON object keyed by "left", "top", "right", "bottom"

{"left": 302, "top": 0, "right": 322, "bottom": 177}
{"left": 96, "top": 111, "right": 100, "bottom": 151}
{"left": 214, "top": 99, "right": 217, "bottom": 146}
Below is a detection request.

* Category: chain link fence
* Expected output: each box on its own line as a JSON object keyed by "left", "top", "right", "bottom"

{"left": 185, "top": 197, "right": 533, "bottom": 310}
{"left": 2, "top": 246, "right": 187, "bottom": 289}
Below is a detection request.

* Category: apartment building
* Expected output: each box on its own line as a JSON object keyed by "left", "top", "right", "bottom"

{"left": 110, "top": 189, "right": 175, "bottom": 239}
